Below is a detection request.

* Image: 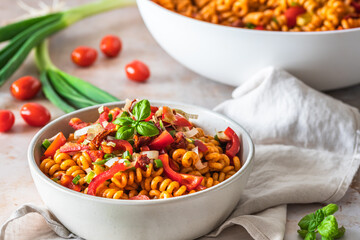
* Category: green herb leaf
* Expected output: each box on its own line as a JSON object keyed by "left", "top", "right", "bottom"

{"left": 116, "top": 126, "right": 135, "bottom": 140}
{"left": 317, "top": 215, "right": 339, "bottom": 238}
{"left": 322, "top": 204, "right": 338, "bottom": 217}
{"left": 42, "top": 139, "right": 51, "bottom": 149}
{"left": 315, "top": 209, "right": 325, "bottom": 225}
{"left": 132, "top": 99, "right": 151, "bottom": 121}
{"left": 121, "top": 111, "right": 130, "bottom": 117}
{"left": 136, "top": 121, "right": 159, "bottom": 137}
{"left": 113, "top": 117, "right": 134, "bottom": 126}
{"left": 308, "top": 220, "right": 318, "bottom": 232}
{"left": 298, "top": 213, "right": 315, "bottom": 230}
{"left": 334, "top": 226, "right": 345, "bottom": 239}
{"left": 304, "top": 232, "right": 316, "bottom": 240}
{"left": 72, "top": 175, "right": 81, "bottom": 185}
{"left": 245, "top": 23, "right": 255, "bottom": 29}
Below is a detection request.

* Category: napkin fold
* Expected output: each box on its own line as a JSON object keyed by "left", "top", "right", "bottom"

{"left": 2, "top": 67, "right": 360, "bottom": 240}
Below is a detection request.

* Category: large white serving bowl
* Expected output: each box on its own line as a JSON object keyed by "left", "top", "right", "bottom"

{"left": 28, "top": 100, "right": 254, "bottom": 240}
{"left": 137, "top": 0, "right": 360, "bottom": 90}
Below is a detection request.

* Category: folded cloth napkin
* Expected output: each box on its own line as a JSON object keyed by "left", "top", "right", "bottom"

{"left": 1, "top": 67, "right": 360, "bottom": 240}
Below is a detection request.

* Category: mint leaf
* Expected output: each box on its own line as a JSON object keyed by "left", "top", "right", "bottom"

{"left": 115, "top": 126, "right": 134, "bottom": 140}
{"left": 132, "top": 99, "right": 151, "bottom": 121}
{"left": 318, "top": 215, "right": 339, "bottom": 238}
{"left": 136, "top": 121, "right": 159, "bottom": 137}
{"left": 113, "top": 117, "right": 134, "bottom": 126}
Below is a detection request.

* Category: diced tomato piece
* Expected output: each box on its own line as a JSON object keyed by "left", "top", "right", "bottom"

{"left": 69, "top": 118, "right": 90, "bottom": 130}
{"left": 59, "top": 142, "right": 90, "bottom": 153}
{"left": 85, "top": 150, "right": 104, "bottom": 162}
{"left": 224, "top": 127, "right": 241, "bottom": 160}
{"left": 130, "top": 195, "right": 150, "bottom": 200}
{"left": 60, "top": 175, "right": 81, "bottom": 192}
{"left": 135, "top": 154, "right": 151, "bottom": 170}
{"left": 150, "top": 106, "right": 158, "bottom": 112}
{"left": 87, "top": 163, "right": 129, "bottom": 195}
{"left": 149, "top": 131, "right": 174, "bottom": 150}
{"left": 43, "top": 132, "right": 67, "bottom": 157}
{"left": 284, "top": 6, "right": 306, "bottom": 28}
{"left": 194, "top": 140, "right": 208, "bottom": 152}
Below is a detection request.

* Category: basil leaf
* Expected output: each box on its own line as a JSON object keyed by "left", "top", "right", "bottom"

{"left": 334, "top": 226, "right": 345, "bottom": 239}
{"left": 116, "top": 126, "right": 135, "bottom": 140}
{"left": 298, "top": 213, "right": 315, "bottom": 230}
{"left": 136, "top": 121, "right": 159, "bottom": 137}
{"left": 113, "top": 117, "right": 134, "bottom": 126}
{"left": 297, "top": 229, "right": 308, "bottom": 239}
{"left": 315, "top": 209, "right": 325, "bottom": 225}
{"left": 304, "top": 232, "right": 316, "bottom": 240}
{"left": 317, "top": 215, "right": 339, "bottom": 238}
{"left": 322, "top": 204, "right": 338, "bottom": 217}
{"left": 132, "top": 99, "right": 151, "bottom": 121}
{"left": 308, "top": 220, "right": 318, "bottom": 232}
{"left": 121, "top": 111, "right": 130, "bottom": 117}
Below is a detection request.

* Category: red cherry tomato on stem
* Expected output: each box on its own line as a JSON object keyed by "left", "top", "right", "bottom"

{"left": 71, "top": 46, "right": 97, "bottom": 67}
{"left": 125, "top": 60, "right": 150, "bottom": 83}
{"left": 284, "top": 6, "right": 306, "bottom": 28}
{"left": 10, "top": 76, "right": 41, "bottom": 100}
{"left": 20, "top": 103, "right": 51, "bottom": 127}
{"left": 0, "top": 110, "right": 15, "bottom": 132}
{"left": 100, "top": 35, "right": 122, "bottom": 58}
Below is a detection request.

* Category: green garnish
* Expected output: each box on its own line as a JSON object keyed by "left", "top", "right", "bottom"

{"left": 113, "top": 100, "right": 159, "bottom": 139}
{"left": 85, "top": 171, "right": 95, "bottom": 184}
{"left": 72, "top": 175, "right": 81, "bottom": 185}
{"left": 42, "top": 139, "right": 51, "bottom": 149}
{"left": 159, "top": 119, "right": 165, "bottom": 130}
{"left": 93, "top": 159, "right": 109, "bottom": 165}
{"left": 169, "top": 130, "right": 176, "bottom": 138}
{"left": 290, "top": 1, "right": 299, "bottom": 6}
{"left": 154, "top": 159, "right": 163, "bottom": 168}
{"left": 297, "top": 204, "right": 345, "bottom": 240}
{"left": 104, "top": 153, "right": 115, "bottom": 159}
{"left": 52, "top": 177, "right": 59, "bottom": 182}
{"left": 124, "top": 160, "right": 131, "bottom": 167}
{"left": 272, "top": 17, "right": 279, "bottom": 24}
{"left": 123, "top": 150, "right": 132, "bottom": 160}
{"left": 186, "top": 138, "right": 195, "bottom": 144}
{"left": 0, "top": 0, "right": 136, "bottom": 88}
{"left": 108, "top": 113, "right": 113, "bottom": 122}
{"left": 245, "top": 23, "right": 255, "bottom": 29}
{"left": 146, "top": 164, "right": 149, "bottom": 168}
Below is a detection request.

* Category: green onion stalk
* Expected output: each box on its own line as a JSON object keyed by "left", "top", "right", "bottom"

{"left": 0, "top": 0, "right": 136, "bottom": 86}
{"left": 35, "top": 40, "right": 119, "bottom": 113}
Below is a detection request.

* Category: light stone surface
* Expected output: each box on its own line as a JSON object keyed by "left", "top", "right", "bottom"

{"left": 0, "top": 1, "right": 359, "bottom": 239}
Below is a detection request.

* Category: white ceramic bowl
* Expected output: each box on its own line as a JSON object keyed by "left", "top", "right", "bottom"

{"left": 28, "top": 101, "right": 254, "bottom": 240}
{"left": 137, "top": 0, "right": 360, "bottom": 90}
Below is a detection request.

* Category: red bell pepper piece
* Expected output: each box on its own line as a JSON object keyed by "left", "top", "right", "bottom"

{"left": 87, "top": 162, "right": 129, "bottom": 195}
{"left": 144, "top": 112, "right": 154, "bottom": 122}
{"left": 85, "top": 150, "right": 104, "bottom": 162}
{"left": 60, "top": 175, "right": 81, "bottom": 192}
{"left": 98, "top": 107, "right": 117, "bottom": 130}
{"left": 69, "top": 118, "right": 90, "bottom": 130}
{"left": 224, "top": 127, "right": 241, "bottom": 160}
{"left": 43, "top": 132, "right": 67, "bottom": 157}
{"left": 149, "top": 131, "right": 174, "bottom": 150}
{"left": 59, "top": 142, "right": 90, "bottom": 153}
{"left": 150, "top": 106, "right": 159, "bottom": 112}
{"left": 174, "top": 114, "right": 192, "bottom": 127}
{"left": 352, "top": 1, "right": 360, "bottom": 13}
{"left": 169, "top": 158, "right": 180, "bottom": 171}
{"left": 284, "top": 6, "right": 306, "bottom": 28}
{"left": 159, "top": 154, "right": 203, "bottom": 191}
{"left": 255, "top": 25, "right": 264, "bottom": 30}
{"left": 129, "top": 195, "right": 150, "bottom": 200}
{"left": 196, "top": 185, "right": 207, "bottom": 191}
{"left": 140, "top": 146, "right": 150, "bottom": 151}
{"left": 194, "top": 140, "right": 208, "bottom": 152}
{"left": 108, "top": 139, "right": 133, "bottom": 154}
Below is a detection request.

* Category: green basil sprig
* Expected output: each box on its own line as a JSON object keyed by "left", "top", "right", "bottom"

{"left": 297, "top": 204, "right": 345, "bottom": 240}
{"left": 113, "top": 99, "right": 159, "bottom": 140}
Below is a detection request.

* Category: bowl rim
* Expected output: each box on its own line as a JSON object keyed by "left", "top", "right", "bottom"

{"left": 28, "top": 100, "right": 254, "bottom": 205}
{"left": 139, "top": 0, "right": 360, "bottom": 36}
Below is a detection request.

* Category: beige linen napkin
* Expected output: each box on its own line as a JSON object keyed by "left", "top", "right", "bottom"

{"left": 1, "top": 67, "right": 360, "bottom": 240}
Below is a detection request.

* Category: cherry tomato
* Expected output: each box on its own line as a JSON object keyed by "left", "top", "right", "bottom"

{"left": 20, "top": 103, "right": 51, "bottom": 127}
{"left": 284, "top": 6, "right": 306, "bottom": 28}
{"left": 100, "top": 35, "right": 122, "bottom": 58}
{"left": 125, "top": 60, "right": 150, "bottom": 83}
{"left": 71, "top": 46, "right": 97, "bottom": 67}
{"left": 0, "top": 110, "right": 15, "bottom": 132}
{"left": 10, "top": 76, "right": 41, "bottom": 100}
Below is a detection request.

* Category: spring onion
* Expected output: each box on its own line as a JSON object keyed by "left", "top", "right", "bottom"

{"left": 42, "top": 139, "right": 51, "bottom": 149}
{"left": 52, "top": 177, "right": 59, "bottom": 182}
{"left": 154, "top": 159, "right": 163, "bottom": 168}
{"left": 104, "top": 153, "right": 115, "bottom": 159}
{"left": 72, "top": 174, "right": 81, "bottom": 184}
{"left": 85, "top": 171, "right": 96, "bottom": 184}
{"left": 123, "top": 150, "right": 131, "bottom": 160}
{"left": 0, "top": 0, "right": 136, "bottom": 86}
{"left": 35, "top": 40, "right": 119, "bottom": 113}
{"left": 124, "top": 160, "right": 131, "bottom": 167}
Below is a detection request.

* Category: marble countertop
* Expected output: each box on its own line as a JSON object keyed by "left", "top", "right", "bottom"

{"left": 0, "top": 1, "right": 359, "bottom": 239}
